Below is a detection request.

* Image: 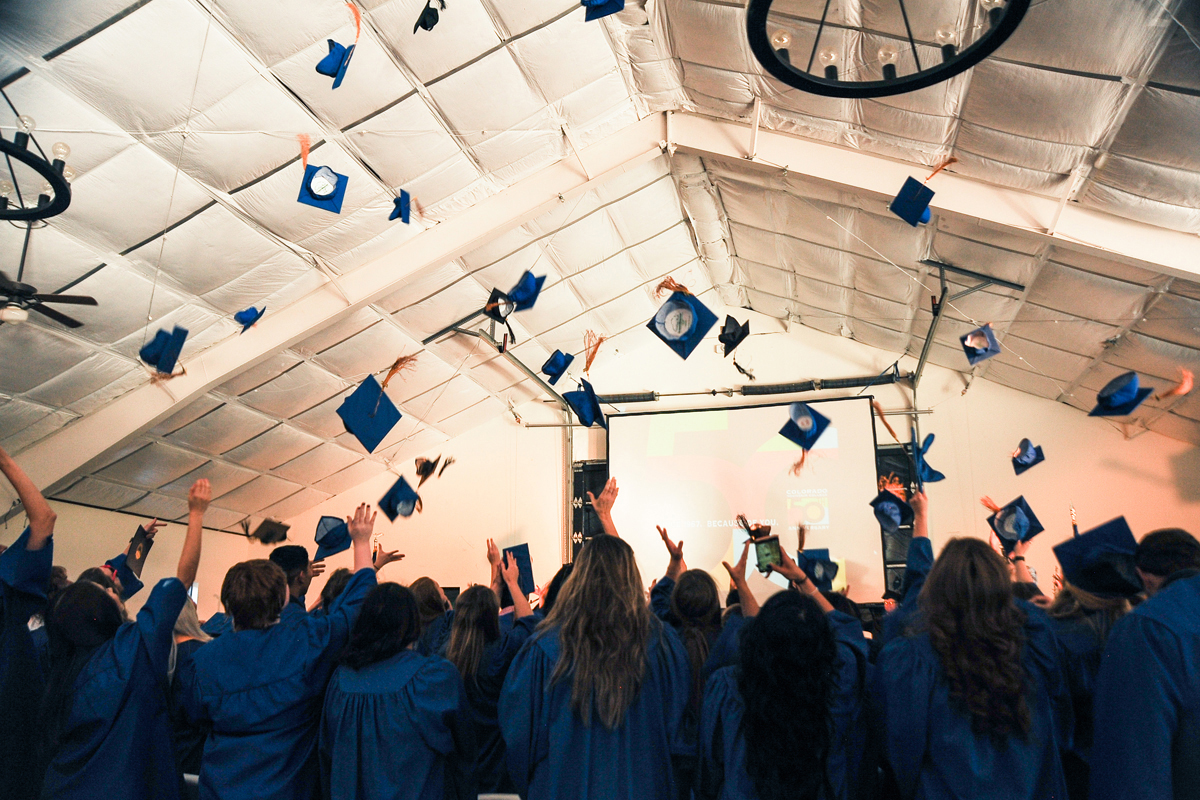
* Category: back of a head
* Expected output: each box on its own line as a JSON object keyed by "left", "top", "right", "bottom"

{"left": 341, "top": 583, "right": 420, "bottom": 670}
{"left": 821, "top": 589, "right": 860, "bottom": 620}
{"left": 545, "top": 534, "right": 651, "bottom": 729}
{"left": 445, "top": 585, "right": 500, "bottom": 682}
{"left": 541, "top": 563, "right": 574, "bottom": 617}
{"left": 671, "top": 569, "right": 721, "bottom": 710}
{"left": 221, "top": 560, "right": 287, "bottom": 631}
{"left": 919, "top": 537, "right": 1030, "bottom": 740}
{"left": 320, "top": 568, "right": 353, "bottom": 609}
{"left": 269, "top": 545, "right": 310, "bottom": 585}
{"left": 1136, "top": 528, "right": 1200, "bottom": 579}
{"left": 409, "top": 577, "right": 446, "bottom": 627}
{"left": 76, "top": 566, "right": 118, "bottom": 594}
{"left": 738, "top": 591, "right": 837, "bottom": 800}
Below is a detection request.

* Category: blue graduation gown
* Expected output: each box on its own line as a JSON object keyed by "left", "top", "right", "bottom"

{"left": 418, "top": 608, "right": 454, "bottom": 656}
{"left": 281, "top": 595, "right": 308, "bottom": 622}
{"left": 1047, "top": 610, "right": 1108, "bottom": 794}
{"left": 463, "top": 613, "right": 537, "bottom": 793}
{"left": 178, "top": 567, "right": 376, "bottom": 800}
{"left": 42, "top": 577, "right": 187, "bottom": 800}
{"left": 200, "top": 612, "right": 232, "bottom": 638}
{"left": 1089, "top": 571, "right": 1200, "bottom": 800}
{"left": 106, "top": 551, "right": 145, "bottom": 601}
{"left": 878, "top": 536, "right": 933, "bottom": 651}
{"left": 169, "top": 638, "right": 209, "bottom": 776}
{"left": 704, "top": 614, "right": 749, "bottom": 677}
{"left": 698, "top": 609, "right": 868, "bottom": 800}
{"left": 0, "top": 528, "right": 52, "bottom": 800}
{"left": 498, "top": 616, "right": 691, "bottom": 800}
{"left": 873, "top": 602, "right": 1071, "bottom": 800}
{"left": 319, "top": 649, "right": 477, "bottom": 800}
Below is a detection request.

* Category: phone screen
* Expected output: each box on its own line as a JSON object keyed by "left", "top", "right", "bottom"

{"left": 754, "top": 536, "right": 782, "bottom": 573}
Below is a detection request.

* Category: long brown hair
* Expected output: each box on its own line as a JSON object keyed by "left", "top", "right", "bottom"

{"left": 543, "top": 535, "right": 651, "bottom": 729}
{"left": 1046, "top": 583, "right": 1129, "bottom": 642}
{"left": 670, "top": 569, "right": 721, "bottom": 713}
{"left": 409, "top": 577, "right": 447, "bottom": 629}
{"left": 445, "top": 585, "right": 500, "bottom": 682}
{"left": 919, "top": 537, "right": 1030, "bottom": 740}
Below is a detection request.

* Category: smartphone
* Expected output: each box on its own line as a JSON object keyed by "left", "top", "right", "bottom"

{"left": 753, "top": 535, "right": 782, "bottom": 573}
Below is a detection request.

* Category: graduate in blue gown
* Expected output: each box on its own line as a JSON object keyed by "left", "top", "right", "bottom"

{"left": 270, "top": 544, "right": 319, "bottom": 620}
{"left": 40, "top": 479, "right": 211, "bottom": 800}
{"left": 412, "top": 576, "right": 455, "bottom": 655}
{"left": 0, "top": 445, "right": 57, "bottom": 800}
{"left": 320, "top": 582, "right": 477, "bottom": 800}
{"left": 499, "top": 534, "right": 691, "bottom": 800}
{"left": 873, "top": 537, "right": 1071, "bottom": 800}
{"left": 443, "top": 550, "right": 537, "bottom": 792}
{"left": 877, "top": 493, "right": 934, "bottom": 655}
{"left": 178, "top": 503, "right": 379, "bottom": 800}
{"left": 699, "top": 580, "right": 868, "bottom": 800}
{"left": 1090, "top": 567, "right": 1200, "bottom": 800}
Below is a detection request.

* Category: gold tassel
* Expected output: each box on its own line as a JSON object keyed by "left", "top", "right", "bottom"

{"left": 871, "top": 400, "right": 899, "bottom": 442}
{"left": 583, "top": 330, "right": 606, "bottom": 374}
{"left": 380, "top": 353, "right": 420, "bottom": 390}
{"left": 655, "top": 276, "right": 691, "bottom": 297}
{"left": 980, "top": 495, "right": 1002, "bottom": 514}
{"left": 790, "top": 450, "right": 807, "bottom": 476}
{"left": 1155, "top": 368, "right": 1193, "bottom": 402}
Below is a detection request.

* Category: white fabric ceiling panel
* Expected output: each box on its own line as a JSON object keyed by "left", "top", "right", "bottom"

{"left": 469, "top": 114, "right": 566, "bottom": 183}
{"left": 1007, "top": 304, "right": 1119, "bottom": 359}
{"left": 1145, "top": 412, "right": 1200, "bottom": 449}
{"left": 148, "top": 396, "right": 225, "bottom": 437}
{"left": 459, "top": 226, "right": 537, "bottom": 273}
{"left": 731, "top": 224, "right": 782, "bottom": 269}
{"left": 405, "top": 375, "right": 489, "bottom": 424}
{"left": 767, "top": 193, "right": 846, "bottom": 251}
{"left": 742, "top": 260, "right": 791, "bottom": 299}
{"left": 313, "top": 321, "right": 421, "bottom": 380}
{"left": 511, "top": 13, "right": 620, "bottom": 102}
{"left": 0, "top": 0, "right": 132, "bottom": 64}
{"left": 376, "top": 424, "right": 449, "bottom": 464}
{"left": 792, "top": 301, "right": 843, "bottom": 337}
{"left": 325, "top": 213, "right": 427, "bottom": 274}
{"left": 426, "top": 50, "right": 547, "bottom": 147}
{"left": 313, "top": 458, "right": 389, "bottom": 495}
{"left": 1105, "top": 89, "right": 1200, "bottom": 173}
{"left": 849, "top": 258, "right": 919, "bottom": 307}
{"left": 1001, "top": 0, "right": 1170, "bottom": 76}
{"left": 273, "top": 442, "right": 361, "bottom": 485}
{"left": 55, "top": 476, "right": 147, "bottom": 509}
{"left": 850, "top": 319, "right": 910, "bottom": 353}
{"left": 0, "top": 398, "right": 76, "bottom": 454}
{"left": 542, "top": 210, "right": 625, "bottom": 276}
{"left": 557, "top": 73, "right": 639, "bottom": 149}
{"left": 26, "top": 353, "right": 140, "bottom": 412}
{"left": 200, "top": 250, "right": 322, "bottom": 314}
{"left": 856, "top": 93, "right": 955, "bottom": 148}
{"left": 929, "top": 234, "right": 1042, "bottom": 289}
{"left": 0, "top": 224, "right": 103, "bottom": 299}
{"left": 745, "top": 288, "right": 793, "bottom": 321}
{"left": 1051, "top": 246, "right": 1161, "bottom": 287}
{"left": 370, "top": 0, "right": 502, "bottom": 84}
{"left": 167, "top": 403, "right": 277, "bottom": 455}
{"left": 291, "top": 391, "right": 356, "bottom": 439}
{"left": 124, "top": 492, "right": 192, "bottom": 522}
{"left": 259, "top": 486, "right": 333, "bottom": 522}
{"left": 225, "top": 424, "right": 323, "bottom": 470}
{"left": 0, "top": 323, "right": 92, "bottom": 394}
{"left": 109, "top": 304, "right": 231, "bottom": 364}
{"left": 96, "top": 441, "right": 209, "bottom": 489}
{"left": 510, "top": 280, "right": 584, "bottom": 335}
{"left": 347, "top": 95, "right": 466, "bottom": 188}
{"left": 608, "top": 177, "right": 687, "bottom": 247}
{"left": 391, "top": 278, "right": 489, "bottom": 340}
{"left": 792, "top": 274, "right": 850, "bottom": 314}
{"left": 1025, "top": 262, "right": 1151, "bottom": 319}
{"left": 1140, "top": 294, "right": 1200, "bottom": 351}
{"left": 593, "top": 290, "right": 660, "bottom": 335}
{"left": 1106, "top": 334, "right": 1200, "bottom": 383}
{"left": 982, "top": 360, "right": 1066, "bottom": 401}
{"left": 403, "top": 154, "right": 494, "bottom": 212}
{"left": 201, "top": 506, "right": 252, "bottom": 532}
{"left": 667, "top": 0, "right": 751, "bottom": 74}
{"left": 851, "top": 292, "right": 910, "bottom": 332}
{"left": 991, "top": 336, "right": 1093, "bottom": 383}
{"left": 438, "top": 397, "right": 505, "bottom": 438}
{"left": 938, "top": 287, "right": 1022, "bottom": 328}
{"left": 214, "top": 474, "right": 304, "bottom": 514}
{"left": 935, "top": 218, "right": 1045, "bottom": 256}
{"left": 292, "top": 306, "right": 382, "bottom": 357}
{"left": 238, "top": 362, "right": 347, "bottom": 419}
{"left": 952, "top": 125, "right": 1087, "bottom": 189}
{"left": 207, "top": 0, "right": 351, "bottom": 66}
{"left": 487, "top": 0, "right": 576, "bottom": 35}
{"left": 299, "top": 195, "right": 414, "bottom": 263}
{"left": 628, "top": 225, "right": 699, "bottom": 278}
{"left": 570, "top": 251, "right": 644, "bottom": 309}
{"left": 471, "top": 245, "right": 556, "bottom": 295}
{"left": 159, "top": 459, "right": 258, "bottom": 500}
{"left": 52, "top": 263, "right": 185, "bottom": 345}
{"left": 217, "top": 352, "right": 304, "bottom": 398}
{"left": 1080, "top": 176, "right": 1200, "bottom": 234}
{"left": 375, "top": 262, "right": 469, "bottom": 315}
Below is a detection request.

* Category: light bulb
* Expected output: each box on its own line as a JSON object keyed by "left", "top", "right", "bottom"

{"left": 61, "top": 166, "right": 76, "bottom": 182}
{"left": 980, "top": 0, "right": 1005, "bottom": 9}
{"left": 40, "top": 180, "right": 53, "bottom": 196}
{"left": 52, "top": 142, "right": 70, "bottom": 161}
{"left": 818, "top": 49, "right": 838, "bottom": 66}
{"left": 0, "top": 180, "right": 12, "bottom": 198}
{"left": 878, "top": 47, "right": 899, "bottom": 65}
{"left": 16, "top": 115, "right": 35, "bottom": 134}
{"left": 770, "top": 29, "right": 792, "bottom": 49}
{"left": 935, "top": 27, "right": 957, "bottom": 45}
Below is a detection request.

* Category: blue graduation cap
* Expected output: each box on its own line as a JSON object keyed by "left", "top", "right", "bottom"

{"left": 234, "top": 306, "right": 264, "bottom": 333}
{"left": 797, "top": 548, "right": 839, "bottom": 592}
{"left": 389, "top": 190, "right": 411, "bottom": 223}
{"left": 647, "top": 291, "right": 718, "bottom": 360}
{"left": 139, "top": 325, "right": 188, "bottom": 375}
{"left": 582, "top": 0, "right": 625, "bottom": 21}
{"left": 986, "top": 496, "right": 1044, "bottom": 555}
{"left": 960, "top": 323, "right": 1000, "bottom": 365}
{"left": 499, "top": 543, "right": 536, "bottom": 606}
{"left": 1053, "top": 516, "right": 1142, "bottom": 598}
{"left": 541, "top": 350, "right": 574, "bottom": 385}
{"left": 413, "top": 0, "right": 442, "bottom": 33}
{"left": 871, "top": 490, "right": 914, "bottom": 534}
{"left": 298, "top": 164, "right": 349, "bottom": 214}
{"left": 314, "top": 40, "right": 355, "bottom": 89}
{"left": 889, "top": 176, "right": 934, "bottom": 226}
{"left": 508, "top": 271, "right": 545, "bottom": 312}
{"left": 718, "top": 315, "right": 749, "bottom": 357}
{"left": 313, "top": 515, "right": 351, "bottom": 560}
{"left": 336, "top": 375, "right": 401, "bottom": 453}
{"left": 1011, "top": 438, "right": 1045, "bottom": 475}
{"left": 1089, "top": 371, "right": 1153, "bottom": 417}
{"left": 379, "top": 476, "right": 421, "bottom": 521}
{"left": 780, "top": 403, "right": 831, "bottom": 451}
{"left": 564, "top": 379, "right": 606, "bottom": 429}
{"left": 911, "top": 428, "right": 945, "bottom": 487}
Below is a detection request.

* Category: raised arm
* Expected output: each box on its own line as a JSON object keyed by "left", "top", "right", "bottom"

{"left": 657, "top": 525, "right": 686, "bottom": 582}
{"left": 769, "top": 550, "right": 834, "bottom": 613}
{"left": 722, "top": 539, "right": 758, "bottom": 617}
{"left": 348, "top": 503, "right": 376, "bottom": 572}
{"left": 373, "top": 547, "right": 405, "bottom": 573}
{"left": 501, "top": 552, "right": 534, "bottom": 619}
{"left": 910, "top": 490, "right": 928, "bottom": 540}
{"left": 1009, "top": 537, "right": 1038, "bottom": 586}
{"left": 0, "top": 445, "right": 55, "bottom": 550}
{"left": 587, "top": 478, "right": 620, "bottom": 538}
{"left": 486, "top": 538, "right": 503, "bottom": 598}
{"left": 177, "top": 479, "right": 210, "bottom": 586}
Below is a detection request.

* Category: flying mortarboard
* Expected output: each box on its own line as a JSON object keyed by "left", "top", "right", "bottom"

{"left": 871, "top": 490, "right": 914, "bottom": 534}
{"left": 484, "top": 271, "right": 545, "bottom": 344}
{"left": 796, "top": 548, "right": 839, "bottom": 593}
{"left": 541, "top": 350, "right": 574, "bottom": 385}
{"left": 1011, "top": 438, "right": 1045, "bottom": 475}
{"left": 986, "top": 496, "right": 1044, "bottom": 554}
{"left": 298, "top": 164, "right": 349, "bottom": 214}
{"left": 1053, "top": 516, "right": 1142, "bottom": 598}
{"left": 314, "top": 39, "right": 355, "bottom": 89}
{"left": 889, "top": 176, "right": 934, "bottom": 226}
{"left": 647, "top": 291, "right": 718, "bottom": 360}
{"left": 234, "top": 306, "right": 264, "bottom": 333}
{"left": 389, "top": 190, "right": 411, "bottom": 223}
{"left": 960, "top": 323, "right": 1000, "bottom": 365}
{"left": 499, "top": 543, "right": 536, "bottom": 606}
{"left": 415, "top": 456, "right": 441, "bottom": 488}
{"left": 379, "top": 476, "right": 421, "bottom": 521}
{"left": 911, "top": 428, "right": 945, "bottom": 488}
{"left": 564, "top": 379, "right": 606, "bottom": 429}
{"left": 249, "top": 519, "right": 290, "bottom": 545}
{"left": 314, "top": 515, "right": 351, "bottom": 560}
{"left": 1089, "top": 371, "right": 1153, "bottom": 417}
{"left": 139, "top": 325, "right": 189, "bottom": 376}
{"left": 582, "top": 0, "right": 625, "bottom": 21}
{"left": 336, "top": 375, "right": 402, "bottom": 453}
{"left": 779, "top": 403, "right": 830, "bottom": 451}
{"left": 414, "top": 0, "right": 445, "bottom": 33}
{"left": 718, "top": 315, "right": 750, "bottom": 357}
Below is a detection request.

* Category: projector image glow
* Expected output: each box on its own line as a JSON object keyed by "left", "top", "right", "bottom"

{"left": 0, "top": 304, "right": 29, "bottom": 323}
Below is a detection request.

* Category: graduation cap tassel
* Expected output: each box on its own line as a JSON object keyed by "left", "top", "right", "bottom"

{"left": 654, "top": 276, "right": 692, "bottom": 297}
{"left": 346, "top": 1, "right": 361, "bottom": 42}
{"left": 924, "top": 156, "right": 958, "bottom": 183}
{"left": 1155, "top": 367, "right": 1193, "bottom": 401}
{"left": 298, "top": 134, "right": 311, "bottom": 169}
{"left": 733, "top": 358, "right": 755, "bottom": 381}
{"left": 583, "top": 330, "right": 606, "bottom": 374}
{"left": 790, "top": 450, "right": 808, "bottom": 476}
{"left": 980, "top": 496, "right": 1002, "bottom": 514}
{"left": 871, "top": 400, "right": 899, "bottom": 442}
{"left": 380, "top": 353, "right": 420, "bottom": 391}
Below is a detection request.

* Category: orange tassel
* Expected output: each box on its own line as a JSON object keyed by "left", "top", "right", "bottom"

{"left": 1155, "top": 368, "right": 1193, "bottom": 401}
{"left": 298, "top": 133, "right": 311, "bottom": 168}
{"left": 655, "top": 277, "right": 692, "bottom": 297}
{"left": 980, "top": 495, "right": 1002, "bottom": 514}
{"left": 790, "top": 450, "right": 807, "bottom": 476}
{"left": 583, "top": 330, "right": 606, "bottom": 374}
{"left": 871, "top": 400, "right": 899, "bottom": 443}
{"left": 924, "top": 157, "right": 958, "bottom": 183}
{"left": 380, "top": 353, "right": 420, "bottom": 390}
{"left": 346, "top": 2, "right": 362, "bottom": 42}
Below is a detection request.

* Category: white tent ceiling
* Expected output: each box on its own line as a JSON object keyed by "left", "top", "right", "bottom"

{"left": 1, "top": 0, "right": 1197, "bottom": 529}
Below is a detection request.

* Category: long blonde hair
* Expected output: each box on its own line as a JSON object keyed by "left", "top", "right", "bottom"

{"left": 543, "top": 535, "right": 651, "bottom": 729}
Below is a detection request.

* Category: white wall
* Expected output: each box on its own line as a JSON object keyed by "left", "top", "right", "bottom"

{"left": 1, "top": 501, "right": 250, "bottom": 618}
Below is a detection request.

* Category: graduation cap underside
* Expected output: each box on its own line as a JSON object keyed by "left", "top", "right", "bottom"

{"left": 336, "top": 375, "right": 402, "bottom": 454}
{"left": 139, "top": 325, "right": 189, "bottom": 375}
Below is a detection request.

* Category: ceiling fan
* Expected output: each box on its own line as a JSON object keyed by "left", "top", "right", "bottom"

{"left": 1, "top": 223, "right": 97, "bottom": 328}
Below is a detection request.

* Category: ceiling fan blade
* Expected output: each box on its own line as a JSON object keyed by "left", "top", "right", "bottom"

{"left": 33, "top": 293, "right": 98, "bottom": 306}
{"left": 0, "top": 271, "right": 20, "bottom": 294}
{"left": 30, "top": 303, "right": 83, "bottom": 329}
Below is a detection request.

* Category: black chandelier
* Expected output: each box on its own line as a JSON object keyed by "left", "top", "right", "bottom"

{"left": 1, "top": 91, "right": 73, "bottom": 222}
{"left": 747, "top": 0, "right": 1031, "bottom": 99}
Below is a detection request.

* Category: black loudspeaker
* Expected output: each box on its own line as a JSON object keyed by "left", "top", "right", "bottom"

{"left": 876, "top": 443, "right": 916, "bottom": 569}
{"left": 572, "top": 460, "right": 610, "bottom": 561}
{"left": 885, "top": 565, "right": 907, "bottom": 594}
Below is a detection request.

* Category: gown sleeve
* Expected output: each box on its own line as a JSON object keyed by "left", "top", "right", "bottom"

{"left": 650, "top": 576, "right": 675, "bottom": 623}
{"left": 136, "top": 577, "right": 188, "bottom": 678}
{"left": 0, "top": 527, "right": 52, "bottom": 597}
{"left": 1088, "top": 613, "right": 1182, "bottom": 800}
{"left": 872, "top": 636, "right": 934, "bottom": 798}
{"left": 106, "top": 552, "right": 144, "bottom": 601}
{"left": 703, "top": 614, "right": 748, "bottom": 678}
{"left": 307, "top": 568, "right": 378, "bottom": 684}
{"left": 498, "top": 636, "right": 553, "bottom": 796}
{"left": 900, "top": 537, "right": 933, "bottom": 604}
{"left": 697, "top": 668, "right": 734, "bottom": 800}
{"left": 656, "top": 622, "right": 693, "bottom": 758}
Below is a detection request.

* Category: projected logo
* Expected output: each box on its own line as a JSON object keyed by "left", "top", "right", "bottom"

{"left": 787, "top": 489, "right": 830, "bottom": 528}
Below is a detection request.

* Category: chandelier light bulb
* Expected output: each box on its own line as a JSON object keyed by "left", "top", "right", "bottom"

{"left": 0, "top": 179, "right": 12, "bottom": 199}
{"left": 61, "top": 166, "right": 76, "bottom": 182}
{"left": 878, "top": 47, "right": 899, "bottom": 65}
{"left": 935, "top": 27, "right": 958, "bottom": 45}
{"left": 16, "top": 115, "right": 36, "bottom": 134}
{"left": 52, "top": 142, "right": 71, "bottom": 161}
{"left": 818, "top": 49, "right": 839, "bottom": 66}
{"left": 40, "top": 180, "right": 53, "bottom": 196}
{"left": 980, "top": 0, "right": 1005, "bottom": 9}
{"left": 771, "top": 29, "right": 792, "bottom": 49}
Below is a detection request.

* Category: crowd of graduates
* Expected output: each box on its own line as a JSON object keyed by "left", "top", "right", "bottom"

{"left": 1, "top": 441, "right": 1198, "bottom": 800}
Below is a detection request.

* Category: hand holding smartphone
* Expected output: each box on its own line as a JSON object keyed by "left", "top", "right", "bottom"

{"left": 738, "top": 514, "right": 781, "bottom": 573}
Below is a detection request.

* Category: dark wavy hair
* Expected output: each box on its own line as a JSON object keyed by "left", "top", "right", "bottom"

{"left": 670, "top": 569, "right": 721, "bottom": 713}
{"left": 540, "top": 563, "right": 574, "bottom": 617}
{"left": 409, "top": 577, "right": 448, "bottom": 629}
{"left": 919, "top": 537, "right": 1030, "bottom": 740}
{"left": 445, "top": 585, "right": 500, "bottom": 683}
{"left": 320, "top": 568, "right": 353, "bottom": 610}
{"left": 738, "top": 591, "right": 837, "bottom": 800}
{"left": 341, "top": 583, "right": 421, "bottom": 670}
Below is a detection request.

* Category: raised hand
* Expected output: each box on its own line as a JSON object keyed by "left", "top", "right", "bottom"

{"left": 188, "top": 478, "right": 212, "bottom": 515}
{"left": 501, "top": 552, "right": 521, "bottom": 586}
{"left": 486, "top": 538, "right": 501, "bottom": 567}
{"left": 657, "top": 525, "right": 684, "bottom": 562}
{"left": 144, "top": 518, "right": 164, "bottom": 538}
{"left": 767, "top": 548, "right": 805, "bottom": 584}
{"left": 722, "top": 539, "right": 751, "bottom": 583}
{"left": 310, "top": 559, "right": 327, "bottom": 579}
{"left": 587, "top": 478, "right": 619, "bottom": 518}
{"left": 374, "top": 548, "right": 404, "bottom": 571}
{"left": 347, "top": 503, "right": 377, "bottom": 542}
